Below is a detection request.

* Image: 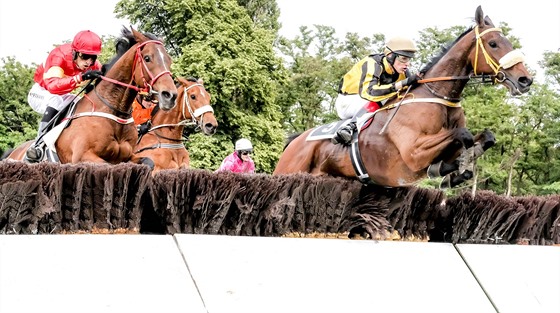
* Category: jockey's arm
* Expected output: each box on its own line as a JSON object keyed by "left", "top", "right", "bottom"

{"left": 360, "top": 61, "right": 399, "bottom": 103}
{"left": 42, "top": 66, "right": 79, "bottom": 95}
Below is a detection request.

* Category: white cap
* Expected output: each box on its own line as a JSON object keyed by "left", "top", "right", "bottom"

{"left": 235, "top": 138, "right": 253, "bottom": 151}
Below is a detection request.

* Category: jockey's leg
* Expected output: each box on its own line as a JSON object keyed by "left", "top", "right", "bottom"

{"left": 26, "top": 106, "right": 59, "bottom": 162}
{"left": 332, "top": 95, "right": 370, "bottom": 145}
{"left": 332, "top": 119, "right": 357, "bottom": 145}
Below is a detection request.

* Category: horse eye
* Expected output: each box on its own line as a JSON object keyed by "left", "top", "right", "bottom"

{"left": 488, "top": 41, "right": 497, "bottom": 48}
{"left": 190, "top": 94, "right": 196, "bottom": 99}
{"left": 144, "top": 55, "right": 151, "bottom": 62}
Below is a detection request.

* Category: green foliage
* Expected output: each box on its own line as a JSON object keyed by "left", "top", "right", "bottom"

{"left": 540, "top": 51, "right": 560, "bottom": 88}
{"left": 0, "top": 57, "right": 37, "bottom": 151}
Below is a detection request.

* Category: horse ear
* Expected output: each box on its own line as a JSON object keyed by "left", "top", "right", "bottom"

{"left": 130, "top": 26, "right": 148, "bottom": 42}
{"left": 483, "top": 16, "right": 494, "bottom": 27}
{"left": 475, "top": 6, "right": 484, "bottom": 27}
{"left": 198, "top": 78, "right": 204, "bottom": 84}
{"left": 177, "top": 76, "right": 186, "bottom": 85}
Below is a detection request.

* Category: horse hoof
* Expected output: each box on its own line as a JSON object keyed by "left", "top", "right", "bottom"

{"left": 482, "top": 129, "right": 496, "bottom": 150}
{"left": 140, "top": 157, "right": 155, "bottom": 170}
{"left": 461, "top": 170, "right": 473, "bottom": 180}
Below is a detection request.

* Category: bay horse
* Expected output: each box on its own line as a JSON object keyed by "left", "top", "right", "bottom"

{"left": 130, "top": 76, "right": 217, "bottom": 172}
{"left": 273, "top": 6, "right": 533, "bottom": 188}
{"left": 5, "top": 27, "right": 177, "bottom": 164}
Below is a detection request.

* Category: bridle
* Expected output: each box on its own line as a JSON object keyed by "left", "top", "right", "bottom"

{"left": 98, "top": 40, "right": 172, "bottom": 97}
{"left": 420, "top": 26, "right": 525, "bottom": 101}
{"left": 72, "top": 40, "right": 173, "bottom": 123}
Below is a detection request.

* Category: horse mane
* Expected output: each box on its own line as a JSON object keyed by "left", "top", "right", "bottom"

{"left": 102, "top": 27, "right": 161, "bottom": 74}
{"left": 419, "top": 25, "right": 475, "bottom": 74}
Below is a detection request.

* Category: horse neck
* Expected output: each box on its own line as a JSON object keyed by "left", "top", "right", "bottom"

{"left": 96, "top": 50, "right": 139, "bottom": 114}
{"left": 423, "top": 35, "right": 476, "bottom": 100}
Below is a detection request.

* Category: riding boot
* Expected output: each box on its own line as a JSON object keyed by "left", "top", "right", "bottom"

{"left": 26, "top": 107, "right": 59, "bottom": 162}
{"left": 331, "top": 121, "right": 357, "bottom": 145}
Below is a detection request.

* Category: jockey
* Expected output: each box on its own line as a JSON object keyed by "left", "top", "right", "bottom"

{"left": 331, "top": 36, "right": 419, "bottom": 145}
{"left": 26, "top": 30, "right": 104, "bottom": 162}
{"left": 216, "top": 138, "right": 256, "bottom": 174}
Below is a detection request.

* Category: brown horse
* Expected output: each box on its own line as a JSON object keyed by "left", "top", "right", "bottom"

{"left": 130, "top": 76, "right": 217, "bottom": 171}
{"left": 273, "top": 6, "right": 533, "bottom": 188}
{"left": 5, "top": 27, "right": 177, "bottom": 164}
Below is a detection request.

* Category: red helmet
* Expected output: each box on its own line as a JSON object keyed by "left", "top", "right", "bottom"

{"left": 71, "top": 30, "right": 102, "bottom": 55}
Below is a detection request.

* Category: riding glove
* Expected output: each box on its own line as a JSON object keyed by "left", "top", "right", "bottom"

{"left": 394, "top": 74, "right": 419, "bottom": 90}
{"left": 82, "top": 70, "right": 103, "bottom": 81}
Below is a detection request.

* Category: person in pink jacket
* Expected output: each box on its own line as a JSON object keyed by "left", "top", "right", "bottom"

{"left": 216, "top": 138, "right": 255, "bottom": 174}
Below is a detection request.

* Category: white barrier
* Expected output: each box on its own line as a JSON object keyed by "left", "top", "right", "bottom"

{"left": 0, "top": 234, "right": 558, "bottom": 313}
{"left": 457, "top": 244, "right": 560, "bottom": 313}
{"left": 0, "top": 235, "right": 205, "bottom": 313}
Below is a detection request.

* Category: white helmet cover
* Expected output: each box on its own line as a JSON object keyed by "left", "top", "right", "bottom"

{"left": 235, "top": 138, "right": 253, "bottom": 151}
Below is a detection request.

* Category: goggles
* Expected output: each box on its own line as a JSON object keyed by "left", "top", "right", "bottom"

{"left": 396, "top": 54, "right": 412, "bottom": 63}
{"left": 78, "top": 52, "right": 98, "bottom": 62}
{"left": 239, "top": 150, "right": 252, "bottom": 155}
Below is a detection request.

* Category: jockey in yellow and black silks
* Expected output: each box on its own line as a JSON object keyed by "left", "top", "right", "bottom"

{"left": 332, "top": 36, "right": 420, "bottom": 145}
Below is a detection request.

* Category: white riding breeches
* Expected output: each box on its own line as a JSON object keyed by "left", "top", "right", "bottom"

{"left": 28, "top": 83, "right": 79, "bottom": 114}
{"left": 334, "top": 94, "right": 369, "bottom": 119}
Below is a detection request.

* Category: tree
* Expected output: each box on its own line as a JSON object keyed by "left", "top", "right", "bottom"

{"left": 0, "top": 57, "right": 36, "bottom": 151}
{"left": 540, "top": 51, "right": 560, "bottom": 89}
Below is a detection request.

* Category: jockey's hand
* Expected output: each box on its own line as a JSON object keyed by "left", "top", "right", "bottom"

{"left": 81, "top": 70, "right": 103, "bottom": 81}
{"left": 395, "top": 74, "right": 419, "bottom": 90}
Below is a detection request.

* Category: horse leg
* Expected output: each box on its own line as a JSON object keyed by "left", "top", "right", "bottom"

{"left": 130, "top": 154, "right": 156, "bottom": 170}
{"left": 433, "top": 129, "right": 496, "bottom": 188}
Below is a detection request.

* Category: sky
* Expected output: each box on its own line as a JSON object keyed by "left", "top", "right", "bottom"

{"left": 1, "top": 0, "right": 558, "bottom": 83}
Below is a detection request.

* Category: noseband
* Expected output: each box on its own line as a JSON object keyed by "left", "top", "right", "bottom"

{"left": 182, "top": 83, "right": 214, "bottom": 129}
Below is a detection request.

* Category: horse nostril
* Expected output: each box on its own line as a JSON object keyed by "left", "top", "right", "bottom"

{"left": 520, "top": 76, "right": 533, "bottom": 87}
{"left": 205, "top": 123, "right": 216, "bottom": 133}
{"left": 161, "top": 91, "right": 177, "bottom": 102}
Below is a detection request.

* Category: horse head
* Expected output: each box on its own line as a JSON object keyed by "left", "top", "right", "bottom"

{"left": 129, "top": 28, "right": 177, "bottom": 110}
{"left": 101, "top": 27, "right": 178, "bottom": 113}
{"left": 420, "top": 6, "right": 532, "bottom": 99}
{"left": 176, "top": 76, "right": 218, "bottom": 135}
{"left": 469, "top": 6, "right": 532, "bottom": 95}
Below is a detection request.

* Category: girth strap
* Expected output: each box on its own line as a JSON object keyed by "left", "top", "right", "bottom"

{"left": 349, "top": 131, "right": 375, "bottom": 185}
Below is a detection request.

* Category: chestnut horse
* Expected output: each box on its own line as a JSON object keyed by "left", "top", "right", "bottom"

{"left": 273, "top": 6, "right": 533, "bottom": 188}
{"left": 130, "top": 76, "right": 217, "bottom": 171}
{"left": 5, "top": 27, "right": 177, "bottom": 164}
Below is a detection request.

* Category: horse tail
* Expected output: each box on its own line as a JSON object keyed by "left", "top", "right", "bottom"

{"left": 1, "top": 148, "right": 14, "bottom": 160}
{"left": 283, "top": 133, "right": 302, "bottom": 151}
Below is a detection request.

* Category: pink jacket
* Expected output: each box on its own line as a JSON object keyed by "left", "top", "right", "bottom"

{"left": 216, "top": 152, "right": 255, "bottom": 173}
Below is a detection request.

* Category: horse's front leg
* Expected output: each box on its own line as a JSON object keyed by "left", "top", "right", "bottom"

{"left": 437, "top": 129, "right": 496, "bottom": 188}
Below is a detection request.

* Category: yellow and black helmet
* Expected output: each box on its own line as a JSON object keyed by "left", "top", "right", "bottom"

{"left": 384, "top": 36, "right": 418, "bottom": 58}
